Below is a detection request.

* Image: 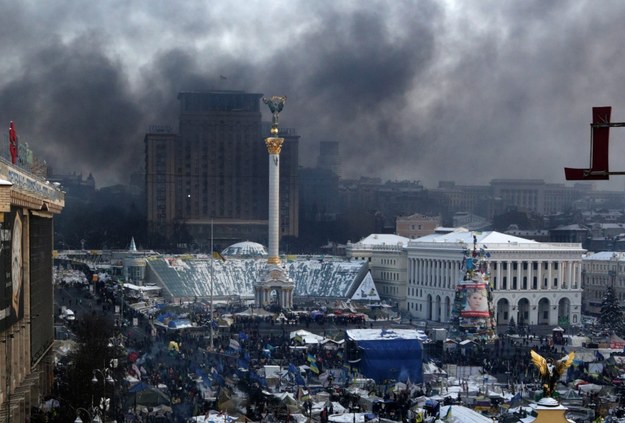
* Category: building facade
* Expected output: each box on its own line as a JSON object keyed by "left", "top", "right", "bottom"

{"left": 396, "top": 213, "right": 441, "bottom": 239}
{"left": 406, "top": 229, "right": 584, "bottom": 327}
{"left": 0, "top": 159, "right": 64, "bottom": 422}
{"left": 581, "top": 251, "right": 625, "bottom": 315}
{"left": 346, "top": 234, "right": 409, "bottom": 309}
{"left": 145, "top": 91, "right": 299, "bottom": 250}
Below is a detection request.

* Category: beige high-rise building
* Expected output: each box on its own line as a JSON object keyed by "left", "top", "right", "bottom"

{"left": 145, "top": 91, "right": 298, "bottom": 250}
{"left": 396, "top": 213, "right": 441, "bottom": 239}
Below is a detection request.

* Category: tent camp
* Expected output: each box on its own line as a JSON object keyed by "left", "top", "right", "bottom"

{"left": 345, "top": 329, "right": 423, "bottom": 384}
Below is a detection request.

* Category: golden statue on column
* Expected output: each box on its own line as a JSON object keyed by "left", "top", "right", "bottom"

{"left": 254, "top": 95, "right": 294, "bottom": 310}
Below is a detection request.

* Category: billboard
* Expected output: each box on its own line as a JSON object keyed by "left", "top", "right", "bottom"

{"left": 0, "top": 208, "right": 24, "bottom": 331}
{"left": 459, "top": 282, "right": 490, "bottom": 318}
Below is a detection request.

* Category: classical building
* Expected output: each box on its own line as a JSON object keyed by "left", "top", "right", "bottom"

{"left": 489, "top": 179, "right": 577, "bottom": 216}
{"left": 406, "top": 228, "right": 584, "bottom": 327}
{"left": 581, "top": 251, "right": 625, "bottom": 315}
{"left": 346, "top": 234, "right": 409, "bottom": 309}
{"left": 0, "top": 160, "right": 64, "bottom": 422}
{"left": 145, "top": 90, "right": 299, "bottom": 250}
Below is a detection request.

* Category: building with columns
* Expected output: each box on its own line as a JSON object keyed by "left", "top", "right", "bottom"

{"left": 406, "top": 228, "right": 585, "bottom": 327}
{"left": 581, "top": 251, "right": 625, "bottom": 315}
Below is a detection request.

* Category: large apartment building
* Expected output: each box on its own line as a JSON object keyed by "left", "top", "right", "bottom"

{"left": 145, "top": 91, "right": 299, "bottom": 250}
{"left": 0, "top": 159, "right": 64, "bottom": 422}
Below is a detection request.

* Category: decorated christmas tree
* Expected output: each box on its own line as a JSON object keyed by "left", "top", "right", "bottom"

{"left": 448, "top": 234, "right": 497, "bottom": 341}
{"left": 599, "top": 285, "right": 624, "bottom": 335}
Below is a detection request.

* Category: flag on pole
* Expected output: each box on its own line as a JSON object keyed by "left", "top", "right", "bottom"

{"left": 8, "top": 121, "right": 17, "bottom": 164}
{"left": 212, "top": 250, "right": 226, "bottom": 262}
{"left": 229, "top": 339, "right": 241, "bottom": 350}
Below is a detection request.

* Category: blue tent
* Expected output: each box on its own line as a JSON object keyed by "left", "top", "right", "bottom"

{"left": 345, "top": 329, "right": 423, "bottom": 384}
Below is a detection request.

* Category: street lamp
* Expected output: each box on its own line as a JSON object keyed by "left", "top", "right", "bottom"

{"left": 74, "top": 407, "right": 102, "bottom": 423}
{"left": 92, "top": 368, "right": 115, "bottom": 420}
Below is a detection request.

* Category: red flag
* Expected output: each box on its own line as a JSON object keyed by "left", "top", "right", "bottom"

{"left": 8, "top": 121, "right": 17, "bottom": 164}
{"left": 564, "top": 107, "right": 611, "bottom": 180}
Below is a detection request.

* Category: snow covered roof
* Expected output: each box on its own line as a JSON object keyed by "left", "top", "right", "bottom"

{"left": 353, "top": 233, "right": 410, "bottom": 247}
{"left": 438, "top": 405, "right": 494, "bottom": 423}
{"left": 221, "top": 241, "right": 267, "bottom": 257}
{"left": 145, "top": 256, "right": 368, "bottom": 300}
{"left": 584, "top": 251, "right": 625, "bottom": 261}
{"left": 414, "top": 229, "right": 538, "bottom": 245}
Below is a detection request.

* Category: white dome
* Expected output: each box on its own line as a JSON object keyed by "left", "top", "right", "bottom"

{"left": 222, "top": 241, "right": 268, "bottom": 257}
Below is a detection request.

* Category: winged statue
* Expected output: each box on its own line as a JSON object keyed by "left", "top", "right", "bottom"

{"left": 530, "top": 350, "right": 575, "bottom": 398}
{"left": 263, "top": 96, "right": 287, "bottom": 127}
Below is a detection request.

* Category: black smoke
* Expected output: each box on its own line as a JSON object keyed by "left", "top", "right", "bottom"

{"left": 1, "top": 1, "right": 625, "bottom": 188}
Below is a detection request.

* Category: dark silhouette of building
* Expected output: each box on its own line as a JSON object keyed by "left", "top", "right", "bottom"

{"left": 145, "top": 90, "right": 299, "bottom": 251}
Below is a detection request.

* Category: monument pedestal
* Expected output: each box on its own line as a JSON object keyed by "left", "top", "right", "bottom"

{"left": 533, "top": 397, "right": 569, "bottom": 423}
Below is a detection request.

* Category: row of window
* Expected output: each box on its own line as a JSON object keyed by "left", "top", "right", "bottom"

{"left": 379, "top": 271, "right": 400, "bottom": 281}
{"left": 492, "top": 261, "right": 559, "bottom": 271}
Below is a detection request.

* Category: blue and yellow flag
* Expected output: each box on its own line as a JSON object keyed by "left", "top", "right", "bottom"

{"left": 307, "top": 353, "right": 316, "bottom": 364}
{"left": 212, "top": 251, "right": 226, "bottom": 262}
{"left": 309, "top": 362, "right": 320, "bottom": 374}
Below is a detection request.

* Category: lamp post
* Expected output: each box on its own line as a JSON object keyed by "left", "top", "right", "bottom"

{"left": 92, "top": 368, "right": 115, "bottom": 421}
{"left": 75, "top": 406, "right": 102, "bottom": 423}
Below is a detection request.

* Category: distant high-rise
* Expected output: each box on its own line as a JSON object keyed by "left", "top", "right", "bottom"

{"left": 318, "top": 141, "right": 341, "bottom": 177}
{"left": 145, "top": 90, "right": 299, "bottom": 250}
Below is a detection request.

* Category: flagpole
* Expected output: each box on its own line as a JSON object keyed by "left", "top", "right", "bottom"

{"left": 210, "top": 219, "right": 214, "bottom": 351}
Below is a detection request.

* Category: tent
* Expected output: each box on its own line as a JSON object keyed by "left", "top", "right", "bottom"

{"left": 345, "top": 329, "right": 423, "bottom": 384}
{"left": 126, "top": 382, "right": 171, "bottom": 407}
{"left": 235, "top": 307, "right": 274, "bottom": 317}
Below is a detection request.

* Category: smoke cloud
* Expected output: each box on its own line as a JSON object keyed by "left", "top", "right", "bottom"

{"left": 1, "top": 1, "right": 625, "bottom": 189}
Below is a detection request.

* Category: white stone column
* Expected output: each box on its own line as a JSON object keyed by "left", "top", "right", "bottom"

{"left": 537, "top": 259, "right": 542, "bottom": 290}
{"left": 548, "top": 261, "right": 552, "bottom": 290}
{"left": 507, "top": 261, "right": 512, "bottom": 290}
{"left": 568, "top": 261, "right": 573, "bottom": 289}
{"left": 496, "top": 261, "right": 501, "bottom": 290}
{"left": 267, "top": 149, "right": 280, "bottom": 263}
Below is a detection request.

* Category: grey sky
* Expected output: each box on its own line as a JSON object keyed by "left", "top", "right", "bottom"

{"left": 1, "top": 0, "right": 625, "bottom": 189}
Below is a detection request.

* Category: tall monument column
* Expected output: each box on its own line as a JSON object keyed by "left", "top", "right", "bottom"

{"left": 254, "top": 95, "right": 295, "bottom": 309}
{"left": 263, "top": 95, "right": 286, "bottom": 265}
